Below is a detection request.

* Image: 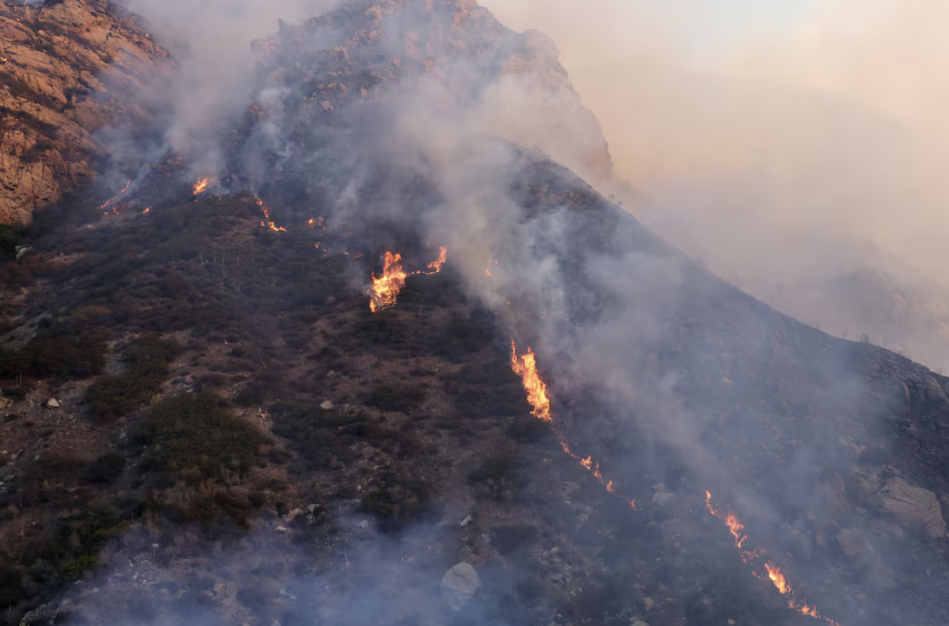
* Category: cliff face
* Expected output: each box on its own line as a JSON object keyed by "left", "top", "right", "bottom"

{"left": 0, "top": 0, "right": 170, "bottom": 223}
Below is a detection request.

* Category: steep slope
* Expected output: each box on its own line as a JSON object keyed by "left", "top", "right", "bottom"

{"left": 0, "top": 0, "right": 170, "bottom": 223}
{"left": 0, "top": 2, "right": 947, "bottom": 626}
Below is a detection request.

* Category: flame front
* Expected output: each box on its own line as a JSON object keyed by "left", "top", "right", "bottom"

{"left": 427, "top": 246, "right": 447, "bottom": 273}
{"left": 705, "top": 491, "right": 839, "bottom": 625}
{"left": 255, "top": 198, "right": 288, "bottom": 232}
{"left": 366, "top": 248, "right": 448, "bottom": 312}
{"left": 193, "top": 178, "right": 211, "bottom": 195}
{"left": 101, "top": 179, "right": 131, "bottom": 210}
{"left": 510, "top": 341, "right": 551, "bottom": 422}
{"left": 511, "top": 339, "right": 633, "bottom": 508}
{"left": 765, "top": 564, "right": 791, "bottom": 595}
{"left": 368, "top": 252, "right": 408, "bottom": 313}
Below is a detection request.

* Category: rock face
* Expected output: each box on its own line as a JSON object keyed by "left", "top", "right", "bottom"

{"left": 857, "top": 467, "right": 947, "bottom": 538}
{"left": 239, "top": 0, "right": 613, "bottom": 193}
{"left": 440, "top": 562, "right": 480, "bottom": 611}
{"left": 0, "top": 0, "right": 170, "bottom": 223}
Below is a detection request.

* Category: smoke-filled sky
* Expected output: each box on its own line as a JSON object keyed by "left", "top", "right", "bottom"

{"left": 482, "top": 0, "right": 949, "bottom": 371}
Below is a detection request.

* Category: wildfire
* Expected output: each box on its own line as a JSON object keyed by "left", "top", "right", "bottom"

{"left": 193, "top": 178, "right": 212, "bottom": 195}
{"left": 427, "top": 246, "right": 447, "bottom": 273}
{"left": 510, "top": 341, "right": 551, "bottom": 422}
{"left": 510, "top": 339, "right": 635, "bottom": 509}
{"left": 143, "top": 207, "right": 152, "bottom": 214}
{"left": 100, "top": 179, "right": 131, "bottom": 210}
{"left": 255, "top": 198, "right": 288, "bottom": 232}
{"left": 705, "top": 491, "right": 839, "bottom": 626}
{"left": 366, "top": 248, "right": 448, "bottom": 312}
{"left": 765, "top": 564, "right": 791, "bottom": 595}
{"left": 368, "top": 251, "right": 408, "bottom": 313}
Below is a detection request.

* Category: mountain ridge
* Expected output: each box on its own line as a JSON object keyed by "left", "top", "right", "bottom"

{"left": 0, "top": 2, "right": 947, "bottom": 626}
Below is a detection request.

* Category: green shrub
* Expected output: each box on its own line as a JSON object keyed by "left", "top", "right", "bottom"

{"left": 0, "top": 223, "right": 23, "bottom": 259}
{"left": 134, "top": 391, "right": 267, "bottom": 486}
{"left": 360, "top": 470, "right": 430, "bottom": 531}
{"left": 86, "top": 334, "right": 181, "bottom": 421}
{"left": 366, "top": 384, "right": 426, "bottom": 413}
{"left": 468, "top": 454, "right": 525, "bottom": 502}
{"left": 83, "top": 452, "right": 127, "bottom": 484}
{"left": 269, "top": 402, "right": 365, "bottom": 470}
{"left": 0, "top": 318, "right": 106, "bottom": 381}
{"left": 435, "top": 313, "right": 494, "bottom": 360}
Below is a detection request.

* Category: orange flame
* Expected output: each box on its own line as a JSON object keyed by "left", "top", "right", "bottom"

{"left": 143, "top": 207, "right": 152, "bottom": 214}
{"left": 366, "top": 248, "right": 448, "bottom": 312}
{"left": 255, "top": 198, "right": 288, "bottom": 232}
{"left": 100, "top": 179, "right": 131, "bottom": 210}
{"left": 510, "top": 341, "right": 551, "bottom": 422}
{"left": 368, "top": 252, "right": 408, "bottom": 313}
{"left": 510, "top": 340, "right": 634, "bottom": 509}
{"left": 706, "top": 492, "right": 839, "bottom": 626}
{"left": 427, "top": 246, "right": 447, "bottom": 273}
{"left": 193, "top": 178, "right": 212, "bottom": 195}
{"left": 765, "top": 564, "right": 791, "bottom": 595}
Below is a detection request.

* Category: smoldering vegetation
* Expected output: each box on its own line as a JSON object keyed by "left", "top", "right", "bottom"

{"left": 1, "top": 1, "right": 948, "bottom": 626}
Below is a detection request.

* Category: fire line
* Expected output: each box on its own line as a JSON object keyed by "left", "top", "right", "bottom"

{"left": 367, "top": 247, "right": 447, "bottom": 313}
{"left": 511, "top": 339, "right": 636, "bottom": 510}
{"left": 705, "top": 491, "right": 840, "bottom": 626}
{"left": 193, "top": 178, "right": 217, "bottom": 195}
{"left": 100, "top": 179, "right": 131, "bottom": 210}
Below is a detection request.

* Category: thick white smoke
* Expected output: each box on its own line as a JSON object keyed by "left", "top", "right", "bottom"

{"left": 119, "top": 0, "right": 341, "bottom": 176}
{"left": 482, "top": 0, "right": 949, "bottom": 371}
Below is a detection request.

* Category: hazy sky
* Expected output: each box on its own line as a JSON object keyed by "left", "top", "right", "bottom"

{"left": 478, "top": 0, "right": 949, "bottom": 370}
{"left": 483, "top": 0, "right": 822, "bottom": 63}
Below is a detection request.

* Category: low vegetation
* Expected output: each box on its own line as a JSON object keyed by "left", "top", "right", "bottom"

{"left": 86, "top": 333, "right": 182, "bottom": 421}
{"left": 133, "top": 391, "right": 267, "bottom": 486}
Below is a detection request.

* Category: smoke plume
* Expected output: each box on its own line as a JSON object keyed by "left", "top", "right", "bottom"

{"left": 483, "top": 0, "right": 949, "bottom": 372}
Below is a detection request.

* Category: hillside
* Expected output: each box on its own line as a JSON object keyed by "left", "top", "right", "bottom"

{"left": 0, "top": 0, "right": 170, "bottom": 223}
{"left": 0, "top": 2, "right": 947, "bottom": 626}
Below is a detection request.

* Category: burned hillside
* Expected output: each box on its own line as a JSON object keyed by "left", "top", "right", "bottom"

{"left": 0, "top": 1, "right": 946, "bottom": 626}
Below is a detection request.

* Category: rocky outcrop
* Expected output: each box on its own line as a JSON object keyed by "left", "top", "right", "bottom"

{"left": 242, "top": 0, "right": 613, "bottom": 190}
{"left": 856, "top": 466, "right": 947, "bottom": 538}
{"left": 0, "top": 0, "right": 170, "bottom": 223}
{"left": 440, "top": 562, "right": 480, "bottom": 611}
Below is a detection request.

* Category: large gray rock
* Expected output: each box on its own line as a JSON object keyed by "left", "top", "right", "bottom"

{"left": 440, "top": 562, "right": 480, "bottom": 611}
{"left": 858, "top": 467, "right": 947, "bottom": 538}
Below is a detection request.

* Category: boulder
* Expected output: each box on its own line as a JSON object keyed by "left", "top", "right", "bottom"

{"left": 880, "top": 476, "right": 946, "bottom": 538}
{"left": 858, "top": 467, "right": 947, "bottom": 538}
{"left": 440, "top": 562, "right": 480, "bottom": 611}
